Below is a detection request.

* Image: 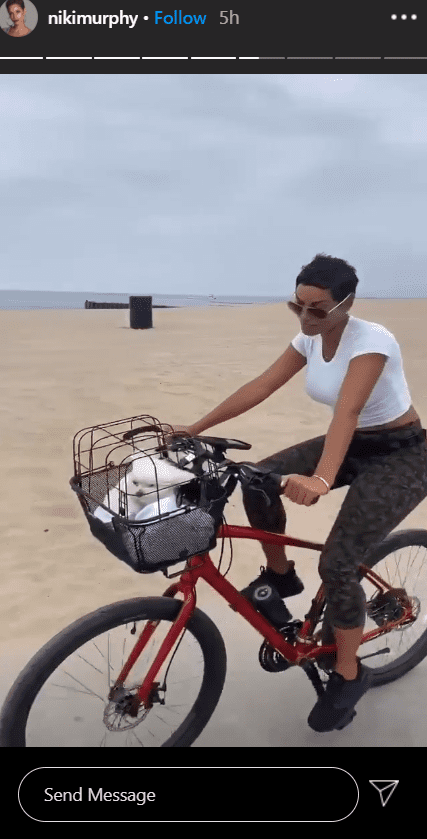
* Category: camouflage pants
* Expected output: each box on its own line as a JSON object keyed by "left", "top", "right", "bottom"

{"left": 241, "top": 421, "right": 427, "bottom": 630}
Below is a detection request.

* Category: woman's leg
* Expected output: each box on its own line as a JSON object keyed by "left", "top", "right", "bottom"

{"left": 334, "top": 626, "right": 364, "bottom": 680}
{"left": 241, "top": 434, "right": 329, "bottom": 574}
{"left": 319, "top": 436, "right": 427, "bottom": 678}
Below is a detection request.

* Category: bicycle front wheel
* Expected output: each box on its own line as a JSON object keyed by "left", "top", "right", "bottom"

{"left": 0, "top": 597, "right": 227, "bottom": 747}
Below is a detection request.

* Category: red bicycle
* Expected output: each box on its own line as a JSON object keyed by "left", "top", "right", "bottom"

{"left": 1, "top": 416, "right": 426, "bottom": 747}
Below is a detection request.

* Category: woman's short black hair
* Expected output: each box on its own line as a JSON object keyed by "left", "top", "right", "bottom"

{"left": 6, "top": 0, "right": 26, "bottom": 10}
{"left": 296, "top": 252, "right": 359, "bottom": 303}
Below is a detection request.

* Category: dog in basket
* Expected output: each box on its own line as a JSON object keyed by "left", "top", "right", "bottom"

{"left": 95, "top": 452, "right": 194, "bottom": 523}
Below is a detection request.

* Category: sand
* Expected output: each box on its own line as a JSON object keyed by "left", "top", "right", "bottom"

{"left": 1, "top": 299, "right": 427, "bottom": 747}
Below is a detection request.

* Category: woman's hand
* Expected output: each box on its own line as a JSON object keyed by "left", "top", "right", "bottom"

{"left": 280, "top": 474, "right": 329, "bottom": 506}
{"left": 163, "top": 424, "right": 195, "bottom": 445}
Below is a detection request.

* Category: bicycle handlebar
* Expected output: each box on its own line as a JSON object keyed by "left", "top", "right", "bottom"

{"left": 159, "top": 433, "right": 284, "bottom": 504}
{"left": 161, "top": 434, "right": 320, "bottom": 506}
{"left": 121, "top": 430, "right": 318, "bottom": 505}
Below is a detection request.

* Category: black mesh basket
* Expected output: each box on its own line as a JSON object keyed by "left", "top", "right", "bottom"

{"left": 69, "top": 415, "right": 237, "bottom": 574}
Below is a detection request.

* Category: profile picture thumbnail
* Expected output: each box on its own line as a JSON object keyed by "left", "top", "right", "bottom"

{"left": 1, "top": 0, "right": 38, "bottom": 36}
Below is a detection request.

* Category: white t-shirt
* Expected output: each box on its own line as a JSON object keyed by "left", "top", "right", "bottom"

{"left": 290, "top": 315, "right": 411, "bottom": 428}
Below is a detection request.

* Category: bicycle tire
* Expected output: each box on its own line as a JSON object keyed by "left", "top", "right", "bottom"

{"left": 321, "top": 528, "right": 427, "bottom": 687}
{"left": 0, "top": 596, "right": 227, "bottom": 748}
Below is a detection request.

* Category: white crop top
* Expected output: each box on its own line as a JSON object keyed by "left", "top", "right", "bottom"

{"left": 290, "top": 315, "right": 411, "bottom": 428}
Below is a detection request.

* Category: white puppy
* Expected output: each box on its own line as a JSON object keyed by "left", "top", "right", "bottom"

{"left": 94, "top": 452, "right": 192, "bottom": 522}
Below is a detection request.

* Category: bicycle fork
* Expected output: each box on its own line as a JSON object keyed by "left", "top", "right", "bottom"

{"left": 108, "top": 579, "right": 197, "bottom": 717}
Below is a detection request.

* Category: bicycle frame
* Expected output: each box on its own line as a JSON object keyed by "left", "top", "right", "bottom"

{"left": 110, "top": 524, "right": 416, "bottom": 713}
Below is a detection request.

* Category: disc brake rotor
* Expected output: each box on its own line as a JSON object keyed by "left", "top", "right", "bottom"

{"left": 103, "top": 684, "right": 163, "bottom": 732}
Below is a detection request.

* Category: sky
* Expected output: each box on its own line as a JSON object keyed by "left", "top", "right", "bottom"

{"left": 1, "top": 73, "right": 427, "bottom": 298}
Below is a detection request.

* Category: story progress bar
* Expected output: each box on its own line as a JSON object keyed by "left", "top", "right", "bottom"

{"left": 1, "top": 56, "right": 426, "bottom": 60}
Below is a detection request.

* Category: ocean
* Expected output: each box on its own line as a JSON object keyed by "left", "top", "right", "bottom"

{"left": 0, "top": 290, "right": 287, "bottom": 311}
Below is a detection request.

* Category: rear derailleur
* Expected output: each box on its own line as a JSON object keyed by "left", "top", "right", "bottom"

{"left": 366, "top": 588, "right": 408, "bottom": 627}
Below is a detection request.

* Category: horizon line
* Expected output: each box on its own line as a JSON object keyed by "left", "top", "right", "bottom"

{"left": 0, "top": 289, "right": 422, "bottom": 300}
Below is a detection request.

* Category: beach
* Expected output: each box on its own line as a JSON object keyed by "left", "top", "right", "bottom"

{"left": 2, "top": 299, "right": 427, "bottom": 747}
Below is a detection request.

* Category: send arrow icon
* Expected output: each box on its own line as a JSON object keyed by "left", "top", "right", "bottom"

{"left": 369, "top": 780, "right": 399, "bottom": 807}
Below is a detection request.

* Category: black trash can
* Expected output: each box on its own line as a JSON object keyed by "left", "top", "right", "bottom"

{"left": 129, "top": 296, "right": 153, "bottom": 329}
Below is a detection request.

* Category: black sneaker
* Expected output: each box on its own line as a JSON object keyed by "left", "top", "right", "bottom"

{"left": 308, "top": 658, "right": 374, "bottom": 732}
{"left": 240, "top": 562, "right": 304, "bottom": 600}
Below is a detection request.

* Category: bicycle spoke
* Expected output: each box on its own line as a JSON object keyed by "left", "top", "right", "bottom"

{"left": 59, "top": 669, "right": 107, "bottom": 702}
{"left": 76, "top": 654, "right": 104, "bottom": 675}
{"left": 50, "top": 683, "right": 104, "bottom": 699}
{"left": 24, "top": 615, "right": 205, "bottom": 747}
{"left": 360, "top": 537, "right": 427, "bottom": 670}
{"left": 130, "top": 730, "right": 147, "bottom": 746}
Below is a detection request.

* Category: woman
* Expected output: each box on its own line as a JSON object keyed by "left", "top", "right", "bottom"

{"left": 2, "top": 0, "right": 32, "bottom": 36}
{"left": 167, "top": 253, "right": 427, "bottom": 732}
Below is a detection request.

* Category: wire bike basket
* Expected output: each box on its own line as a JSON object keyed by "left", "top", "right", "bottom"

{"left": 69, "top": 414, "right": 239, "bottom": 574}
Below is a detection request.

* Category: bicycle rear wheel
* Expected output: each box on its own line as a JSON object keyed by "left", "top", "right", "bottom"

{"left": 0, "top": 597, "right": 227, "bottom": 747}
{"left": 321, "top": 528, "right": 427, "bottom": 686}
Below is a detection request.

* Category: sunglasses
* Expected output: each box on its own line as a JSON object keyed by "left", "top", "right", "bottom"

{"left": 287, "top": 292, "right": 352, "bottom": 320}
